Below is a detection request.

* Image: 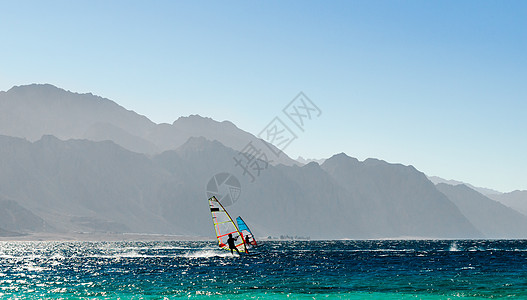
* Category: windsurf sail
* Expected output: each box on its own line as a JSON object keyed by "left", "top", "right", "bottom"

{"left": 236, "top": 216, "right": 258, "bottom": 247}
{"left": 209, "top": 196, "right": 248, "bottom": 254}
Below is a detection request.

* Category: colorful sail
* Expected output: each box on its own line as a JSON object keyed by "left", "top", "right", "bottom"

{"left": 209, "top": 196, "right": 248, "bottom": 254}
{"left": 237, "top": 216, "right": 258, "bottom": 247}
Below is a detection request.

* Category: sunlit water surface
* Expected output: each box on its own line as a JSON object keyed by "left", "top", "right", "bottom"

{"left": 1, "top": 240, "right": 526, "bottom": 299}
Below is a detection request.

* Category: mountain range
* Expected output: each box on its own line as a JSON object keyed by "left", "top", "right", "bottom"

{"left": 0, "top": 84, "right": 297, "bottom": 166}
{"left": 488, "top": 191, "right": 527, "bottom": 216}
{"left": 427, "top": 176, "right": 503, "bottom": 196}
{"left": 0, "top": 84, "right": 526, "bottom": 239}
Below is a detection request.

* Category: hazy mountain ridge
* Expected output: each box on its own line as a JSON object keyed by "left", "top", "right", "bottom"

{"left": 321, "top": 154, "right": 481, "bottom": 238}
{"left": 0, "top": 84, "right": 297, "bottom": 166}
{"left": 488, "top": 191, "right": 527, "bottom": 216}
{"left": 0, "top": 134, "right": 494, "bottom": 239}
{"left": 428, "top": 176, "right": 502, "bottom": 196}
{"left": 0, "top": 84, "right": 155, "bottom": 143}
{"left": 436, "top": 183, "right": 527, "bottom": 238}
{"left": 0, "top": 195, "right": 47, "bottom": 234}
{"left": 0, "top": 135, "right": 176, "bottom": 234}
{"left": 1, "top": 84, "right": 525, "bottom": 239}
{"left": 296, "top": 156, "right": 326, "bottom": 165}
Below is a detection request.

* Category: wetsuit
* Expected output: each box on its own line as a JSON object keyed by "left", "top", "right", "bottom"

{"left": 227, "top": 236, "right": 240, "bottom": 255}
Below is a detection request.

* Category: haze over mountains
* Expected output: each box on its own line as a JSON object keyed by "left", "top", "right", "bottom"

{"left": 428, "top": 176, "right": 503, "bottom": 196}
{"left": 0, "top": 84, "right": 526, "bottom": 239}
{"left": 436, "top": 184, "right": 527, "bottom": 238}
{"left": 488, "top": 191, "right": 527, "bottom": 217}
{"left": 0, "top": 84, "right": 297, "bottom": 166}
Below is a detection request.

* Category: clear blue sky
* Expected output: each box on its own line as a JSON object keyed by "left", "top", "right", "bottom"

{"left": 1, "top": 1, "right": 526, "bottom": 192}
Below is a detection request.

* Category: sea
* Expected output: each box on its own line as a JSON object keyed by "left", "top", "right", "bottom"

{"left": 0, "top": 240, "right": 526, "bottom": 299}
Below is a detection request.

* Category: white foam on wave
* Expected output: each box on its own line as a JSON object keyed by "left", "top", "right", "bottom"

{"left": 122, "top": 246, "right": 189, "bottom": 251}
{"left": 116, "top": 250, "right": 144, "bottom": 258}
{"left": 85, "top": 250, "right": 178, "bottom": 259}
{"left": 182, "top": 250, "right": 236, "bottom": 259}
{"left": 50, "top": 253, "right": 65, "bottom": 260}
{"left": 449, "top": 242, "right": 460, "bottom": 251}
{"left": 88, "top": 250, "right": 152, "bottom": 259}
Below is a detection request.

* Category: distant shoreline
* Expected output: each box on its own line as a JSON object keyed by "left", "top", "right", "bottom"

{"left": 0, "top": 232, "right": 214, "bottom": 242}
{"left": 2, "top": 233, "right": 525, "bottom": 242}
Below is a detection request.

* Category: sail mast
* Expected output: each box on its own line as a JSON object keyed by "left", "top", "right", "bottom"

{"left": 237, "top": 216, "right": 258, "bottom": 247}
{"left": 209, "top": 196, "right": 248, "bottom": 254}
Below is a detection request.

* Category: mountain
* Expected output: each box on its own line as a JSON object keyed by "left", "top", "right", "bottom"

{"left": 0, "top": 134, "right": 487, "bottom": 239}
{"left": 0, "top": 196, "right": 47, "bottom": 234}
{"left": 0, "top": 84, "right": 157, "bottom": 153}
{"left": 488, "top": 191, "right": 527, "bottom": 216}
{"left": 153, "top": 137, "right": 357, "bottom": 238}
{"left": 296, "top": 156, "right": 326, "bottom": 165}
{"left": 436, "top": 184, "right": 527, "bottom": 238}
{"left": 0, "top": 84, "right": 298, "bottom": 166}
{"left": 428, "top": 176, "right": 502, "bottom": 196}
{"left": 1, "top": 84, "right": 525, "bottom": 239}
{"left": 321, "top": 154, "right": 481, "bottom": 238}
{"left": 0, "top": 134, "right": 177, "bottom": 234}
{"left": 153, "top": 141, "right": 484, "bottom": 239}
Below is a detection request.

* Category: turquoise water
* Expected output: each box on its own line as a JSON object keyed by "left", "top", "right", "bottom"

{"left": 1, "top": 240, "right": 526, "bottom": 299}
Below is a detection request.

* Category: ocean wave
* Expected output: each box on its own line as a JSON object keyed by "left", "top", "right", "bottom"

{"left": 182, "top": 250, "right": 237, "bottom": 258}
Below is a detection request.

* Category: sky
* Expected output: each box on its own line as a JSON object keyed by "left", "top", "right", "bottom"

{"left": 1, "top": 0, "right": 526, "bottom": 192}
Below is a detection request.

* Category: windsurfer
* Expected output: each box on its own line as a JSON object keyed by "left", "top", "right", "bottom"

{"left": 227, "top": 233, "right": 240, "bottom": 255}
{"left": 245, "top": 234, "right": 251, "bottom": 246}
